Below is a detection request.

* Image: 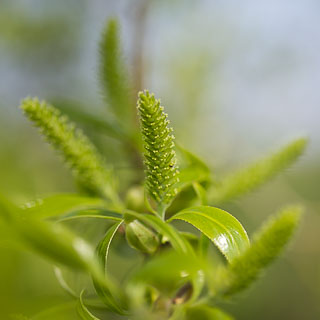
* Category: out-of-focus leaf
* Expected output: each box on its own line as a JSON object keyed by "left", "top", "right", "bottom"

{"left": 31, "top": 301, "right": 78, "bottom": 320}
{"left": 77, "top": 291, "right": 101, "bottom": 320}
{"left": 176, "top": 145, "right": 210, "bottom": 191}
{"left": 0, "top": 195, "right": 95, "bottom": 270}
{"left": 193, "top": 182, "right": 208, "bottom": 205}
{"left": 93, "top": 221, "right": 128, "bottom": 315}
{"left": 10, "top": 315, "right": 30, "bottom": 320}
{"left": 96, "top": 221, "right": 123, "bottom": 271}
{"left": 189, "top": 270, "right": 205, "bottom": 303}
{"left": 1, "top": 196, "right": 125, "bottom": 315}
{"left": 54, "top": 266, "right": 78, "bottom": 298}
{"left": 125, "top": 211, "right": 195, "bottom": 256}
{"left": 185, "top": 305, "right": 234, "bottom": 320}
{"left": 56, "top": 211, "right": 122, "bottom": 223}
{"left": 223, "top": 206, "right": 302, "bottom": 296}
{"left": 0, "top": 196, "right": 122, "bottom": 303}
{"left": 210, "top": 138, "right": 308, "bottom": 204}
{"left": 21, "top": 194, "right": 109, "bottom": 219}
{"left": 55, "top": 100, "right": 127, "bottom": 139}
{"left": 130, "top": 251, "right": 202, "bottom": 293}
{"left": 169, "top": 206, "right": 249, "bottom": 262}
{"left": 125, "top": 220, "right": 159, "bottom": 254}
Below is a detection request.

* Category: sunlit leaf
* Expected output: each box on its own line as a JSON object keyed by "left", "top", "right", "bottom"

{"left": 169, "top": 206, "right": 250, "bottom": 262}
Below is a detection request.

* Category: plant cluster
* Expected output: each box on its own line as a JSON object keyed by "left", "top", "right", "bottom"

{"left": 0, "top": 19, "right": 307, "bottom": 320}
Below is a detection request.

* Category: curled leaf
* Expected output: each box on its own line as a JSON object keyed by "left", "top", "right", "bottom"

{"left": 169, "top": 206, "right": 250, "bottom": 262}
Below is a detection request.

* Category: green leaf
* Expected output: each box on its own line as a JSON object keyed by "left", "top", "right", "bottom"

{"left": 185, "top": 305, "right": 234, "bottom": 320}
{"left": 169, "top": 206, "right": 250, "bottom": 262}
{"left": 77, "top": 291, "right": 101, "bottom": 320}
{"left": 176, "top": 145, "right": 210, "bottom": 191}
{"left": 210, "top": 138, "right": 308, "bottom": 204}
{"left": 0, "top": 196, "right": 94, "bottom": 269}
{"left": 99, "top": 19, "right": 134, "bottom": 129}
{"left": 125, "top": 211, "right": 195, "bottom": 256}
{"left": 0, "top": 195, "right": 120, "bottom": 304}
{"left": 56, "top": 211, "right": 122, "bottom": 223}
{"left": 31, "top": 301, "right": 78, "bottom": 320}
{"left": 131, "top": 251, "right": 202, "bottom": 293}
{"left": 193, "top": 182, "right": 208, "bottom": 205}
{"left": 22, "top": 194, "right": 107, "bottom": 219}
{"left": 223, "top": 206, "right": 302, "bottom": 296}
{"left": 93, "top": 221, "right": 128, "bottom": 315}
{"left": 95, "top": 221, "right": 122, "bottom": 272}
{"left": 54, "top": 266, "right": 78, "bottom": 298}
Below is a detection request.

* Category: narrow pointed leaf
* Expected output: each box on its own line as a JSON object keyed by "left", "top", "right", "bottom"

{"left": 223, "top": 206, "right": 302, "bottom": 296}
{"left": 93, "top": 221, "right": 128, "bottom": 315}
{"left": 96, "top": 221, "right": 122, "bottom": 272}
{"left": 210, "top": 138, "right": 307, "bottom": 204}
{"left": 176, "top": 145, "right": 210, "bottom": 191}
{"left": 55, "top": 100, "right": 127, "bottom": 139}
{"left": 54, "top": 266, "right": 78, "bottom": 298}
{"left": 193, "top": 182, "right": 208, "bottom": 205}
{"left": 169, "top": 206, "right": 250, "bottom": 262}
{"left": 22, "top": 194, "right": 107, "bottom": 219}
{"left": 77, "top": 291, "right": 101, "bottom": 320}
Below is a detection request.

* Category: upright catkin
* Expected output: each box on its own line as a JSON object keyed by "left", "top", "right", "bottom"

{"left": 137, "top": 91, "right": 179, "bottom": 215}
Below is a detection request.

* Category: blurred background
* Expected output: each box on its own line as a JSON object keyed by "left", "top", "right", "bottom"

{"left": 0, "top": 0, "right": 319, "bottom": 319}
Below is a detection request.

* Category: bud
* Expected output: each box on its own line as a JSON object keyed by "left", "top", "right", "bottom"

{"left": 125, "top": 185, "right": 145, "bottom": 212}
{"left": 125, "top": 220, "right": 159, "bottom": 254}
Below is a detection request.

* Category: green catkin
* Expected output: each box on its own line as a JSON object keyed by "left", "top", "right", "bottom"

{"left": 223, "top": 206, "right": 302, "bottom": 296}
{"left": 137, "top": 91, "right": 179, "bottom": 215}
{"left": 210, "top": 138, "right": 308, "bottom": 204}
{"left": 21, "top": 98, "right": 120, "bottom": 205}
{"left": 99, "top": 19, "right": 133, "bottom": 127}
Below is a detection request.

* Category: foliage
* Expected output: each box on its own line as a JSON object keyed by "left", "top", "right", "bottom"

{"left": 0, "top": 18, "right": 307, "bottom": 320}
